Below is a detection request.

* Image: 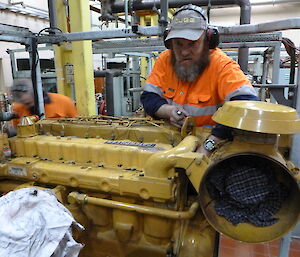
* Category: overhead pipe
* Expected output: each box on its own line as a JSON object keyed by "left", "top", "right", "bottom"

{"left": 238, "top": 0, "right": 251, "bottom": 73}
{"left": 47, "top": 0, "right": 57, "bottom": 32}
{"left": 251, "top": 0, "right": 300, "bottom": 6}
{"left": 111, "top": 0, "right": 249, "bottom": 13}
{"left": 111, "top": 0, "right": 251, "bottom": 72}
{"left": 218, "top": 18, "right": 300, "bottom": 34}
{"left": 159, "top": 0, "right": 169, "bottom": 26}
{"left": 0, "top": 2, "right": 48, "bottom": 19}
{"left": 37, "top": 18, "right": 300, "bottom": 44}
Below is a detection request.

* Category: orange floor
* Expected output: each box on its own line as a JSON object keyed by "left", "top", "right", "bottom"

{"left": 219, "top": 236, "right": 300, "bottom": 257}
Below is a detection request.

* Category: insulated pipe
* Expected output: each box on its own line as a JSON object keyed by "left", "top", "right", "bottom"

{"left": 68, "top": 192, "right": 199, "bottom": 220}
{"left": 111, "top": 0, "right": 251, "bottom": 72}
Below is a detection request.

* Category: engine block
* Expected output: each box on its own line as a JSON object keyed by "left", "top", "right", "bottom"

{"left": 0, "top": 105, "right": 299, "bottom": 257}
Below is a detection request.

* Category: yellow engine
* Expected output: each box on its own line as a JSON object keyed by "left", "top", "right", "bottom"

{"left": 0, "top": 101, "right": 299, "bottom": 257}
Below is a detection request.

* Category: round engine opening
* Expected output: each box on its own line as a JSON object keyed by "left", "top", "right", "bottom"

{"left": 199, "top": 153, "right": 300, "bottom": 243}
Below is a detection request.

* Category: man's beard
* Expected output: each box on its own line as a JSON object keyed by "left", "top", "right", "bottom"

{"left": 172, "top": 49, "right": 210, "bottom": 83}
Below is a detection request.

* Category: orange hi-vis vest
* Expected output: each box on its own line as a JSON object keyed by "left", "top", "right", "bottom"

{"left": 144, "top": 48, "right": 256, "bottom": 127}
{"left": 12, "top": 93, "right": 78, "bottom": 127}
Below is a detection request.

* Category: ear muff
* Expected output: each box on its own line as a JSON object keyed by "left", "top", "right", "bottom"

{"left": 163, "top": 27, "right": 172, "bottom": 49}
{"left": 206, "top": 27, "right": 219, "bottom": 49}
{"left": 163, "top": 4, "right": 219, "bottom": 50}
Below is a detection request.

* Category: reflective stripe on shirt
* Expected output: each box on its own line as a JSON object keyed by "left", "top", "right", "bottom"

{"left": 171, "top": 102, "right": 218, "bottom": 117}
{"left": 143, "top": 82, "right": 256, "bottom": 119}
{"left": 225, "top": 84, "right": 258, "bottom": 101}
{"left": 143, "top": 83, "right": 164, "bottom": 97}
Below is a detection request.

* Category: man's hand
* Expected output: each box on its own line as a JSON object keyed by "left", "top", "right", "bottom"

{"left": 155, "top": 104, "right": 190, "bottom": 128}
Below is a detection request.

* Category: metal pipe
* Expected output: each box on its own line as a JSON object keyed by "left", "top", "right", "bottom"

{"left": 238, "top": 0, "right": 251, "bottom": 72}
{"left": 125, "top": 0, "right": 129, "bottom": 28}
{"left": 68, "top": 192, "right": 199, "bottom": 219}
{"left": 290, "top": 54, "right": 300, "bottom": 168}
{"left": 251, "top": 0, "right": 300, "bottom": 6}
{"left": 219, "top": 18, "right": 300, "bottom": 34}
{"left": 112, "top": 0, "right": 248, "bottom": 12}
{"left": 38, "top": 26, "right": 163, "bottom": 44}
{"left": 144, "top": 135, "right": 200, "bottom": 178}
{"left": 253, "top": 84, "right": 296, "bottom": 89}
{"left": 259, "top": 51, "right": 269, "bottom": 101}
{"left": 94, "top": 70, "right": 122, "bottom": 116}
{"left": 8, "top": 0, "right": 48, "bottom": 13}
{"left": 0, "top": 2, "right": 48, "bottom": 19}
{"left": 105, "top": 71, "right": 114, "bottom": 116}
{"left": 36, "top": 18, "right": 300, "bottom": 45}
{"left": 111, "top": 0, "right": 251, "bottom": 72}
{"left": 29, "top": 38, "right": 44, "bottom": 116}
{"left": 111, "top": 0, "right": 252, "bottom": 26}
{"left": 159, "top": 0, "right": 169, "bottom": 26}
{"left": 0, "top": 180, "right": 22, "bottom": 193}
{"left": 47, "top": 0, "right": 57, "bottom": 30}
{"left": 279, "top": 231, "right": 292, "bottom": 257}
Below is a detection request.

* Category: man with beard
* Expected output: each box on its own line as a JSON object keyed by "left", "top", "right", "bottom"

{"left": 10, "top": 79, "right": 78, "bottom": 127}
{"left": 140, "top": 4, "right": 258, "bottom": 155}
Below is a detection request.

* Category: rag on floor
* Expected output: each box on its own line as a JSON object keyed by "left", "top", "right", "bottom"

{"left": 0, "top": 187, "right": 84, "bottom": 257}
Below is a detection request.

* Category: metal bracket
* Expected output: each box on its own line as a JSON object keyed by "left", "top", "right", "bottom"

{"left": 269, "top": 88, "right": 294, "bottom": 107}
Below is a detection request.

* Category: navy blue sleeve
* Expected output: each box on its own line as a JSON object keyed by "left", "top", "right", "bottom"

{"left": 140, "top": 91, "right": 168, "bottom": 117}
{"left": 212, "top": 94, "right": 259, "bottom": 139}
{"left": 230, "top": 94, "right": 259, "bottom": 101}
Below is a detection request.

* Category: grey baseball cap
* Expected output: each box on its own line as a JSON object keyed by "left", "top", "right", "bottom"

{"left": 165, "top": 9, "right": 208, "bottom": 42}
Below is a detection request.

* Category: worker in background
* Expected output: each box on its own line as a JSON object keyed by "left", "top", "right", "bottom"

{"left": 140, "top": 4, "right": 258, "bottom": 156}
{"left": 10, "top": 79, "right": 78, "bottom": 127}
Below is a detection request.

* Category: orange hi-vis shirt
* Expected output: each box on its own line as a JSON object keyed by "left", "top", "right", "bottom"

{"left": 12, "top": 93, "right": 78, "bottom": 127}
{"left": 144, "top": 48, "right": 256, "bottom": 127}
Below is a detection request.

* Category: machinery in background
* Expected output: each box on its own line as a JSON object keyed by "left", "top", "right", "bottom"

{"left": 7, "top": 48, "right": 57, "bottom": 93}
{"left": 94, "top": 62, "right": 142, "bottom": 117}
{"left": 0, "top": 101, "right": 299, "bottom": 257}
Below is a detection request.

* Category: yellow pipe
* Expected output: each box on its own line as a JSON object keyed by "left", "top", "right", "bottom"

{"left": 69, "top": 0, "right": 96, "bottom": 115}
{"left": 139, "top": 15, "right": 147, "bottom": 86}
{"left": 54, "top": 0, "right": 73, "bottom": 97}
{"left": 0, "top": 180, "right": 23, "bottom": 192}
{"left": 144, "top": 135, "right": 200, "bottom": 178}
{"left": 68, "top": 192, "right": 199, "bottom": 220}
